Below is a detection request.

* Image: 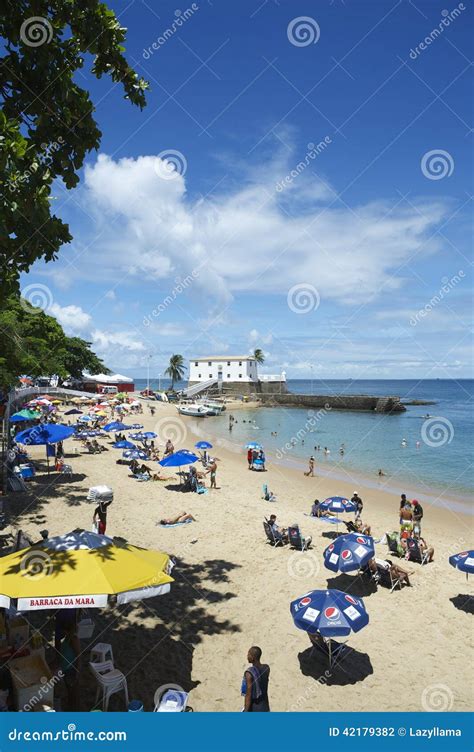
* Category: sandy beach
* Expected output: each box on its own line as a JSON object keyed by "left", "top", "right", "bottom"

{"left": 6, "top": 397, "right": 473, "bottom": 712}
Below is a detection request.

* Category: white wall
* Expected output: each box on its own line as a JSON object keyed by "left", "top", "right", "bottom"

{"left": 189, "top": 359, "right": 258, "bottom": 383}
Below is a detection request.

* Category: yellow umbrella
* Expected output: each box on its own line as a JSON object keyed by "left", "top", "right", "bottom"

{"left": 0, "top": 531, "right": 173, "bottom": 611}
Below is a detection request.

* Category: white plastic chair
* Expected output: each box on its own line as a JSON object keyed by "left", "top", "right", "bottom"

{"left": 89, "top": 660, "right": 129, "bottom": 711}
{"left": 90, "top": 642, "right": 113, "bottom": 665}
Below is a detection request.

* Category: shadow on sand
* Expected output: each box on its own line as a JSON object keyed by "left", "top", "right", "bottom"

{"left": 298, "top": 643, "right": 373, "bottom": 686}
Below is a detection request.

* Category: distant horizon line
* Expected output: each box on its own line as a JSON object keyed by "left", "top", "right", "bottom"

{"left": 129, "top": 376, "right": 474, "bottom": 382}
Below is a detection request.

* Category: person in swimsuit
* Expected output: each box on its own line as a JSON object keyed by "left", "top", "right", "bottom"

{"left": 242, "top": 646, "right": 270, "bottom": 712}
{"left": 160, "top": 512, "right": 195, "bottom": 525}
{"left": 93, "top": 500, "right": 112, "bottom": 535}
{"left": 206, "top": 459, "right": 218, "bottom": 489}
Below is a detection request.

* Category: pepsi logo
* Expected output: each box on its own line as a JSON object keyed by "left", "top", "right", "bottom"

{"left": 356, "top": 537, "right": 367, "bottom": 544}
{"left": 300, "top": 597, "right": 311, "bottom": 607}
{"left": 325, "top": 607, "right": 340, "bottom": 619}
{"left": 459, "top": 552, "right": 468, "bottom": 558}
{"left": 341, "top": 550, "right": 352, "bottom": 560}
{"left": 345, "top": 594, "right": 358, "bottom": 605}
{"left": 328, "top": 544, "right": 334, "bottom": 552}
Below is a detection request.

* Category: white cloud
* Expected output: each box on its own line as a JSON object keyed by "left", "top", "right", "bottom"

{"left": 249, "top": 329, "right": 273, "bottom": 346}
{"left": 91, "top": 329, "right": 146, "bottom": 353}
{"left": 49, "top": 303, "right": 92, "bottom": 333}
{"left": 104, "top": 290, "right": 116, "bottom": 300}
{"left": 73, "top": 150, "right": 447, "bottom": 309}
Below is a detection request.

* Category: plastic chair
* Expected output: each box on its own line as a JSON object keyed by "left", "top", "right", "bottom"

{"left": 89, "top": 660, "right": 129, "bottom": 711}
{"left": 90, "top": 642, "right": 113, "bottom": 664}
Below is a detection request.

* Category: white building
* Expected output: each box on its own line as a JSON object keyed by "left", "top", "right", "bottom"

{"left": 189, "top": 356, "right": 258, "bottom": 384}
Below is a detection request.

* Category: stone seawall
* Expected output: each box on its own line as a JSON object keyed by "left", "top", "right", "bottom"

{"left": 252, "top": 393, "right": 406, "bottom": 413}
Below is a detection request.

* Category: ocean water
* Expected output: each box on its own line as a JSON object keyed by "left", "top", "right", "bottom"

{"left": 135, "top": 378, "right": 473, "bottom": 502}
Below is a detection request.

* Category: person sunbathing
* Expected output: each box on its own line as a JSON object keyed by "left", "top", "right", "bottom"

{"left": 268, "top": 514, "right": 288, "bottom": 542}
{"left": 411, "top": 532, "right": 434, "bottom": 562}
{"left": 354, "top": 518, "right": 372, "bottom": 536}
{"left": 164, "top": 439, "right": 174, "bottom": 456}
{"left": 159, "top": 512, "right": 195, "bottom": 525}
{"left": 310, "top": 500, "right": 335, "bottom": 517}
{"left": 368, "top": 557, "right": 414, "bottom": 586}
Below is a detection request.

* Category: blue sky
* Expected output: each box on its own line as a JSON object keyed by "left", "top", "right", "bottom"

{"left": 22, "top": 0, "right": 473, "bottom": 380}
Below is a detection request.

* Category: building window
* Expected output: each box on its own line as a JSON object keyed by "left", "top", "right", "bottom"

{"left": 239, "top": 374, "right": 242, "bottom": 378}
{"left": 238, "top": 361, "right": 242, "bottom": 366}
{"left": 198, "top": 373, "right": 201, "bottom": 378}
{"left": 208, "top": 361, "right": 212, "bottom": 366}
{"left": 227, "top": 361, "right": 230, "bottom": 366}
{"left": 194, "top": 362, "right": 198, "bottom": 366}
{"left": 227, "top": 373, "right": 230, "bottom": 378}
{"left": 209, "top": 373, "right": 212, "bottom": 378}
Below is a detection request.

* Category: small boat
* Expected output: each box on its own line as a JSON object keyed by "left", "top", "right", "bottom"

{"left": 197, "top": 398, "right": 226, "bottom": 415}
{"left": 177, "top": 404, "right": 210, "bottom": 417}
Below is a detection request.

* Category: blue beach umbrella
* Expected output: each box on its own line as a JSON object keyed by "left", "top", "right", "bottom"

{"left": 78, "top": 415, "right": 92, "bottom": 423}
{"left": 290, "top": 589, "right": 369, "bottom": 638}
{"left": 449, "top": 550, "right": 474, "bottom": 577}
{"left": 65, "top": 408, "right": 83, "bottom": 415}
{"left": 112, "top": 440, "right": 136, "bottom": 449}
{"left": 323, "top": 534, "right": 375, "bottom": 574}
{"left": 195, "top": 441, "right": 213, "bottom": 449}
{"left": 320, "top": 497, "right": 357, "bottom": 515}
{"left": 159, "top": 450, "right": 198, "bottom": 468}
{"left": 245, "top": 442, "right": 262, "bottom": 450}
{"left": 103, "top": 421, "right": 130, "bottom": 432}
{"left": 128, "top": 424, "right": 144, "bottom": 430}
{"left": 15, "top": 424, "right": 75, "bottom": 445}
{"left": 130, "top": 432, "right": 157, "bottom": 442}
{"left": 123, "top": 449, "right": 148, "bottom": 460}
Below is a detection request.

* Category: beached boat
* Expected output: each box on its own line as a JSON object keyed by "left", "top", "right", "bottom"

{"left": 177, "top": 403, "right": 210, "bottom": 417}
{"left": 197, "top": 398, "right": 226, "bottom": 415}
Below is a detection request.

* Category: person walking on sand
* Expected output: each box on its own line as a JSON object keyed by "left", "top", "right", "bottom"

{"left": 206, "top": 458, "right": 218, "bottom": 489}
{"left": 93, "top": 500, "right": 112, "bottom": 535}
{"left": 247, "top": 448, "right": 253, "bottom": 469}
{"left": 242, "top": 646, "right": 270, "bottom": 712}
{"left": 304, "top": 456, "right": 315, "bottom": 477}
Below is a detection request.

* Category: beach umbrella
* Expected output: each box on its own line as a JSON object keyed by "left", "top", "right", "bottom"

{"left": 0, "top": 529, "right": 174, "bottom": 611}
{"left": 130, "top": 432, "right": 157, "bottom": 442}
{"left": 103, "top": 421, "right": 130, "bottom": 432}
{"left": 290, "top": 589, "right": 369, "bottom": 666}
{"left": 65, "top": 408, "right": 83, "bottom": 416}
{"left": 78, "top": 415, "right": 93, "bottom": 423}
{"left": 323, "top": 534, "right": 375, "bottom": 574}
{"left": 320, "top": 497, "right": 357, "bottom": 514}
{"left": 14, "top": 424, "right": 75, "bottom": 445}
{"left": 245, "top": 442, "right": 262, "bottom": 450}
{"left": 128, "top": 424, "right": 144, "bottom": 430}
{"left": 112, "top": 440, "right": 136, "bottom": 449}
{"left": 449, "top": 551, "right": 474, "bottom": 577}
{"left": 123, "top": 449, "right": 148, "bottom": 460}
{"left": 159, "top": 450, "right": 198, "bottom": 467}
{"left": 195, "top": 441, "right": 213, "bottom": 449}
{"left": 10, "top": 409, "right": 41, "bottom": 423}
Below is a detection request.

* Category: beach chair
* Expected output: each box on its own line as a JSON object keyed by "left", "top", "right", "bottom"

{"left": 154, "top": 688, "right": 193, "bottom": 712}
{"left": 288, "top": 525, "right": 312, "bottom": 551}
{"left": 386, "top": 532, "right": 404, "bottom": 558}
{"left": 263, "top": 521, "right": 285, "bottom": 547}
{"left": 405, "top": 538, "right": 429, "bottom": 565}
{"left": 373, "top": 560, "right": 403, "bottom": 593}
{"left": 344, "top": 520, "right": 358, "bottom": 533}
{"left": 89, "top": 660, "right": 129, "bottom": 711}
{"left": 309, "top": 635, "right": 347, "bottom": 668}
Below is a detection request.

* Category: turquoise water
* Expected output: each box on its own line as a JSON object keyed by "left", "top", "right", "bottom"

{"left": 179, "top": 379, "right": 474, "bottom": 503}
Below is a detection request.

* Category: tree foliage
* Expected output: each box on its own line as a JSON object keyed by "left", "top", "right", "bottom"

{"left": 165, "top": 354, "right": 186, "bottom": 390}
{"left": 253, "top": 348, "right": 265, "bottom": 364}
{"left": 0, "top": 295, "right": 109, "bottom": 388}
{"left": 0, "top": 0, "right": 149, "bottom": 294}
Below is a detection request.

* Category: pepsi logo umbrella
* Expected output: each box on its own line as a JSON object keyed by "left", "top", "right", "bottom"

{"left": 123, "top": 449, "right": 148, "bottom": 460}
{"left": 128, "top": 424, "right": 144, "bottom": 430}
{"left": 320, "top": 496, "right": 357, "bottom": 514}
{"left": 324, "top": 534, "right": 375, "bottom": 573}
{"left": 103, "top": 421, "right": 130, "bottom": 432}
{"left": 449, "top": 550, "right": 474, "bottom": 576}
{"left": 14, "top": 424, "right": 75, "bottom": 445}
{"left": 195, "top": 441, "right": 213, "bottom": 449}
{"left": 290, "top": 589, "right": 369, "bottom": 638}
